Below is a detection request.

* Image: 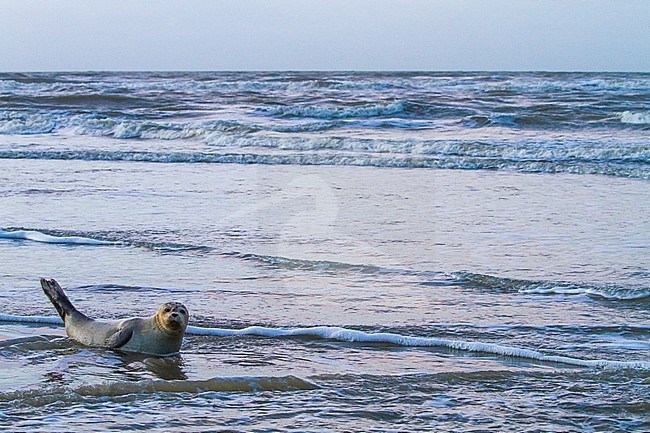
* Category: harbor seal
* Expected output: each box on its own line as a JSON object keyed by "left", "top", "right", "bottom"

{"left": 40, "top": 278, "right": 188, "bottom": 356}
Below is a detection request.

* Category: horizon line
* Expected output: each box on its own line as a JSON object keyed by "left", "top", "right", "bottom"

{"left": 2, "top": 69, "right": 650, "bottom": 74}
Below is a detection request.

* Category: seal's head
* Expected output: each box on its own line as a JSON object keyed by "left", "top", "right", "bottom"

{"left": 155, "top": 302, "right": 189, "bottom": 334}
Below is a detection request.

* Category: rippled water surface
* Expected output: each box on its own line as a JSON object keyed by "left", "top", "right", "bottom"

{"left": 0, "top": 72, "right": 648, "bottom": 432}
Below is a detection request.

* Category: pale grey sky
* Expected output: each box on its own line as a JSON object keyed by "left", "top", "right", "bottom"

{"left": 0, "top": 0, "right": 648, "bottom": 72}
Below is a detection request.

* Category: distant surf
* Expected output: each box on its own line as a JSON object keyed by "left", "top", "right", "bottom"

{"left": 1, "top": 71, "right": 648, "bottom": 179}
{"left": 1, "top": 147, "right": 648, "bottom": 179}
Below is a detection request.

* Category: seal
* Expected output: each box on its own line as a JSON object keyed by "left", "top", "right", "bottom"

{"left": 40, "top": 278, "right": 189, "bottom": 356}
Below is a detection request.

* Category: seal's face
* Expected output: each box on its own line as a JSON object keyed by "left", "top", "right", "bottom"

{"left": 156, "top": 302, "right": 189, "bottom": 334}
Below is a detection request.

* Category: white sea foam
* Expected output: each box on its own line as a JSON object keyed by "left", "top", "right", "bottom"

{"left": 1, "top": 314, "right": 645, "bottom": 369}
{"left": 0, "top": 230, "right": 114, "bottom": 245}
{"left": 456, "top": 272, "right": 650, "bottom": 301}
{"left": 0, "top": 112, "right": 56, "bottom": 134}
{"left": 1, "top": 148, "right": 648, "bottom": 179}
{"left": 518, "top": 285, "right": 650, "bottom": 301}
{"left": 257, "top": 101, "right": 406, "bottom": 119}
{"left": 2, "top": 73, "right": 648, "bottom": 95}
{"left": 0, "top": 314, "right": 63, "bottom": 325}
{"left": 620, "top": 111, "right": 650, "bottom": 125}
{"left": 184, "top": 325, "right": 649, "bottom": 369}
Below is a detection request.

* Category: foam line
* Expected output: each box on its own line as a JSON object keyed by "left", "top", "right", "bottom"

{"left": 1, "top": 149, "right": 648, "bottom": 180}
{"left": 0, "top": 230, "right": 114, "bottom": 245}
{"left": 0, "top": 314, "right": 64, "bottom": 325}
{"left": 185, "top": 325, "right": 649, "bottom": 369}
{"left": 1, "top": 315, "right": 646, "bottom": 369}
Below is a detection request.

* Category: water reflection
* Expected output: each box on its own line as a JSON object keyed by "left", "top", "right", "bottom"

{"left": 117, "top": 352, "right": 188, "bottom": 380}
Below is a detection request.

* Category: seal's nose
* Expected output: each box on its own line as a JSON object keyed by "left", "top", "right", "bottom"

{"left": 171, "top": 312, "right": 179, "bottom": 318}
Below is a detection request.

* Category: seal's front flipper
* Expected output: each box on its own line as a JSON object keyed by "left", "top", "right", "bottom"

{"left": 40, "top": 278, "right": 83, "bottom": 321}
{"left": 105, "top": 328, "right": 134, "bottom": 349}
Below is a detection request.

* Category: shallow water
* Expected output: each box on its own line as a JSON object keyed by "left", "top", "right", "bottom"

{"left": 0, "top": 72, "right": 648, "bottom": 432}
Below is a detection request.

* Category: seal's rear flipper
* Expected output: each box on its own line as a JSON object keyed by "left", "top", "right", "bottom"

{"left": 40, "top": 278, "right": 84, "bottom": 321}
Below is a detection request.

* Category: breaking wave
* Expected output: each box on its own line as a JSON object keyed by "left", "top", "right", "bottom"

{"left": 229, "top": 251, "right": 386, "bottom": 274}
{"left": 0, "top": 228, "right": 646, "bottom": 303}
{"left": 184, "top": 325, "right": 650, "bottom": 369}
{"left": 256, "top": 101, "right": 407, "bottom": 119}
{"left": 620, "top": 111, "right": 650, "bottom": 125}
{"left": 1, "top": 147, "right": 648, "bottom": 179}
{"left": 0, "top": 375, "right": 316, "bottom": 406}
{"left": 453, "top": 272, "right": 650, "bottom": 301}
{"left": 3, "top": 107, "right": 649, "bottom": 139}
{"left": 0, "top": 229, "right": 114, "bottom": 246}
{"left": 0, "top": 111, "right": 258, "bottom": 138}
{"left": 1, "top": 314, "right": 647, "bottom": 370}
{"left": 0, "top": 315, "right": 63, "bottom": 325}
{"left": 236, "top": 252, "right": 649, "bottom": 301}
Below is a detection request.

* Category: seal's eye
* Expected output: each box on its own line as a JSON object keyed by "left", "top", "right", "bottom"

{"left": 179, "top": 309, "right": 187, "bottom": 315}
{"left": 164, "top": 308, "right": 171, "bottom": 313}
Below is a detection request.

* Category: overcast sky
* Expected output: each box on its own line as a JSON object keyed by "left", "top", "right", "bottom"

{"left": 0, "top": 0, "right": 648, "bottom": 72}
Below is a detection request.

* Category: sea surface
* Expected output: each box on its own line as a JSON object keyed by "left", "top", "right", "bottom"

{"left": 0, "top": 72, "right": 648, "bottom": 432}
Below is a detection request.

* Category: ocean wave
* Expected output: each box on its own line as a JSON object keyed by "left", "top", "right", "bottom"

{"left": 3, "top": 314, "right": 648, "bottom": 337}
{"left": 0, "top": 112, "right": 56, "bottom": 134}
{"left": 461, "top": 112, "right": 576, "bottom": 129}
{"left": 1, "top": 148, "right": 648, "bottom": 179}
{"left": 229, "top": 252, "right": 386, "bottom": 274}
{"left": 0, "top": 110, "right": 341, "bottom": 137}
{"left": 3, "top": 111, "right": 648, "bottom": 164}
{"left": 151, "top": 326, "right": 650, "bottom": 369}
{"left": 1, "top": 101, "right": 648, "bottom": 140}
{"left": 231, "top": 252, "right": 650, "bottom": 302}
{"left": 8, "top": 112, "right": 253, "bottom": 138}
{"left": 256, "top": 101, "right": 407, "bottom": 119}
{"left": 236, "top": 253, "right": 650, "bottom": 301}
{"left": 0, "top": 74, "right": 412, "bottom": 95}
{"left": 268, "top": 121, "right": 341, "bottom": 132}
{"left": 0, "top": 314, "right": 64, "bottom": 325}
{"left": 73, "top": 118, "right": 257, "bottom": 139}
{"left": 1, "top": 227, "right": 645, "bottom": 303}
{"left": 0, "top": 375, "right": 316, "bottom": 405}
{"left": 517, "top": 285, "right": 649, "bottom": 300}
{"left": 238, "top": 252, "right": 650, "bottom": 301}
{"left": 1, "top": 315, "right": 647, "bottom": 369}
{"left": 454, "top": 272, "right": 649, "bottom": 301}
{"left": 3, "top": 72, "right": 649, "bottom": 94}
{"left": 187, "top": 323, "right": 650, "bottom": 369}
{"left": 74, "top": 283, "right": 196, "bottom": 294}
{"left": 482, "top": 76, "right": 650, "bottom": 93}
{"left": 619, "top": 111, "right": 650, "bottom": 125}
{"left": 0, "top": 335, "right": 60, "bottom": 349}
{"left": 0, "top": 229, "right": 114, "bottom": 246}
